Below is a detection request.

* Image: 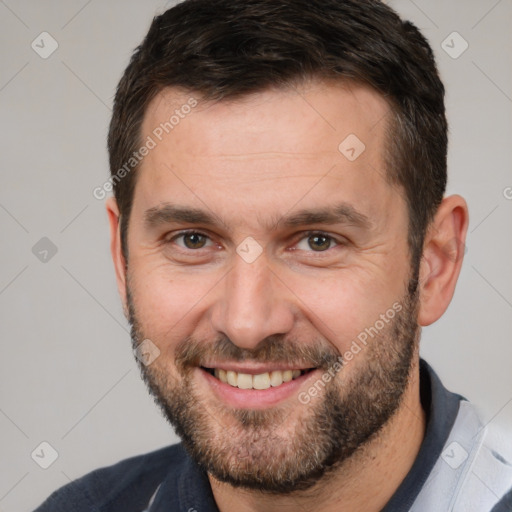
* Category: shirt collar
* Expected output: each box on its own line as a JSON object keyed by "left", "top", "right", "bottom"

{"left": 149, "top": 443, "right": 218, "bottom": 512}
{"left": 381, "top": 359, "right": 464, "bottom": 511}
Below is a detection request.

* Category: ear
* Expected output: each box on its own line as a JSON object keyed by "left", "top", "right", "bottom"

{"left": 417, "top": 194, "right": 469, "bottom": 326}
{"left": 106, "top": 197, "right": 128, "bottom": 318}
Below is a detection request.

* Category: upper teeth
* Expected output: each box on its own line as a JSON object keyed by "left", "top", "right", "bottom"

{"left": 213, "top": 369, "right": 302, "bottom": 390}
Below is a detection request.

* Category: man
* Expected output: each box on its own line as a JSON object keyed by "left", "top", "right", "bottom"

{"left": 36, "top": 0, "right": 512, "bottom": 510}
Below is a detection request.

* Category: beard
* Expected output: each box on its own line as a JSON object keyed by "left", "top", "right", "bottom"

{"left": 127, "top": 277, "right": 420, "bottom": 495}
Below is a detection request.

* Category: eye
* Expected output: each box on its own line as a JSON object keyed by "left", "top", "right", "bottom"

{"left": 295, "top": 232, "right": 339, "bottom": 252}
{"left": 171, "top": 231, "right": 213, "bottom": 250}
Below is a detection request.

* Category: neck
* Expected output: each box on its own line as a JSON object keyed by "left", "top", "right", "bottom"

{"left": 209, "top": 358, "right": 426, "bottom": 512}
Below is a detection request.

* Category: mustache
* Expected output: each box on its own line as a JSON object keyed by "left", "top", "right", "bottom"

{"left": 174, "top": 334, "right": 342, "bottom": 372}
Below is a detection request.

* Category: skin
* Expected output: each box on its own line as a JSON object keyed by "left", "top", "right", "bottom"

{"left": 107, "top": 80, "right": 468, "bottom": 511}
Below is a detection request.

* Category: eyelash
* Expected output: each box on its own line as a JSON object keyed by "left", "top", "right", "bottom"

{"left": 166, "top": 230, "right": 345, "bottom": 253}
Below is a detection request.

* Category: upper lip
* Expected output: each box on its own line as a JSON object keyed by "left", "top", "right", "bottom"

{"left": 200, "top": 362, "right": 315, "bottom": 374}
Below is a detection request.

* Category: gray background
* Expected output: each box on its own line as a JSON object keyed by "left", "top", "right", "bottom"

{"left": 0, "top": 1, "right": 511, "bottom": 510}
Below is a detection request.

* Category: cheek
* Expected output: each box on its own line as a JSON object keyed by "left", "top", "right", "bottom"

{"left": 129, "top": 265, "right": 220, "bottom": 348}
{"left": 287, "top": 271, "right": 405, "bottom": 352}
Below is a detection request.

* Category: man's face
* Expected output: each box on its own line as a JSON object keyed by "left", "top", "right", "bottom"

{"left": 123, "top": 81, "right": 420, "bottom": 492}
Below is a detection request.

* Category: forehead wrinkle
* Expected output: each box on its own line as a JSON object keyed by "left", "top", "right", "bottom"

{"left": 167, "top": 151, "right": 338, "bottom": 163}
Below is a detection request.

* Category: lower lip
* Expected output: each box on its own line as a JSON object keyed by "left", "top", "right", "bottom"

{"left": 198, "top": 368, "right": 320, "bottom": 409}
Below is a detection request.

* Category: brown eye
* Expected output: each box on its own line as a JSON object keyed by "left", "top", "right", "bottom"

{"left": 307, "top": 234, "right": 332, "bottom": 251}
{"left": 183, "top": 233, "right": 207, "bottom": 249}
{"left": 173, "top": 232, "right": 211, "bottom": 249}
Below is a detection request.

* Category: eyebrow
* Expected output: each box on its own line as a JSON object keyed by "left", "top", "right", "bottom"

{"left": 279, "top": 204, "right": 372, "bottom": 230}
{"left": 144, "top": 204, "right": 218, "bottom": 229}
{"left": 144, "top": 202, "right": 372, "bottom": 231}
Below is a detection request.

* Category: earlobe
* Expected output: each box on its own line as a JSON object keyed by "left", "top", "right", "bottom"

{"left": 417, "top": 195, "right": 469, "bottom": 326}
{"left": 105, "top": 197, "right": 128, "bottom": 316}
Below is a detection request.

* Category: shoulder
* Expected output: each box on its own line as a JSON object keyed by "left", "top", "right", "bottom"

{"left": 440, "top": 401, "right": 512, "bottom": 511}
{"left": 409, "top": 363, "right": 512, "bottom": 511}
{"left": 34, "top": 443, "right": 187, "bottom": 512}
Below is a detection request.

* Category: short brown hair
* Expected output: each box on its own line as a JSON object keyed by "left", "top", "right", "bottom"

{"left": 108, "top": 0, "right": 447, "bottom": 274}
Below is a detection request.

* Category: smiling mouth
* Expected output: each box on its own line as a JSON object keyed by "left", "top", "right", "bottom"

{"left": 201, "top": 367, "right": 315, "bottom": 390}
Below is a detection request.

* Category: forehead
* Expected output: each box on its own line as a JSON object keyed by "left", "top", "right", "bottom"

{"left": 134, "top": 81, "right": 400, "bottom": 231}
{"left": 142, "top": 80, "right": 390, "bottom": 156}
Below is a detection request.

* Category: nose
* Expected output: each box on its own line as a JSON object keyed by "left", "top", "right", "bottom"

{"left": 209, "top": 252, "right": 295, "bottom": 350}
